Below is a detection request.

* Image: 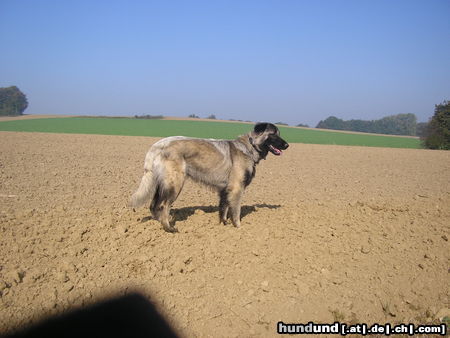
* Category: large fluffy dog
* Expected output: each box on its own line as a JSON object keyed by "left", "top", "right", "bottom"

{"left": 130, "top": 122, "right": 289, "bottom": 232}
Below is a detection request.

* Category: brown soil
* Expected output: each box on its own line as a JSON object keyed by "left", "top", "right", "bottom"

{"left": 0, "top": 131, "right": 449, "bottom": 337}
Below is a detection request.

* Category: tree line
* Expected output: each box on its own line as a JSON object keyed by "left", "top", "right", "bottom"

{"left": 316, "top": 113, "right": 418, "bottom": 136}
{"left": 316, "top": 102, "right": 449, "bottom": 149}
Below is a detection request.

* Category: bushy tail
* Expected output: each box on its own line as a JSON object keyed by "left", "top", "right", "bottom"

{"left": 129, "top": 151, "right": 158, "bottom": 208}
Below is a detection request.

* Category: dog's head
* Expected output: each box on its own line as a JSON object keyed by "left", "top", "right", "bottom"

{"left": 250, "top": 122, "right": 289, "bottom": 158}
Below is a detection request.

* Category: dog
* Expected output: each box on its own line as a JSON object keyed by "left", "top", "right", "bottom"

{"left": 129, "top": 122, "right": 289, "bottom": 232}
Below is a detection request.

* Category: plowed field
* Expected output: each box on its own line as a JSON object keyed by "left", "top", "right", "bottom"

{"left": 1, "top": 131, "right": 449, "bottom": 337}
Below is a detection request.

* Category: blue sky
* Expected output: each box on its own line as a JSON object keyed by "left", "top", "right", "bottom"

{"left": 1, "top": 0, "right": 449, "bottom": 127}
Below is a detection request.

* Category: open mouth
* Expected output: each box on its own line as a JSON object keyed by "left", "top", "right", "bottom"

{"left": 269, "top": 144, "right": 283, "bottom": 155}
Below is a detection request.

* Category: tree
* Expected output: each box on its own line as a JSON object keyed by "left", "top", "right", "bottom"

{"left": 422, "top": 101, "right": 450, "bottom": 150}
{"left": 188, "top": 114, "right": 199, "bottom": 118}
{"left": 207, "top": 114, "right": 216, "bottom": 119}
{"left": 296, "top": 123, "right": 310, "bottom": 128}
{"left": 416, "top": 122, "right": 428, "bottom": 137}
{"left": 0, "top": 86, "right": 28, "bottom": 116}
{"left": 373, "top": 113, "right": 417, "bottom": 135}
{"left": 316, "top": 116, "right": 346, "bottom": 130}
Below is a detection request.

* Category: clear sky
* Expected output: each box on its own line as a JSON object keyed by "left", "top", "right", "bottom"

{"left": 1, "top": 0, "right": 449, "bottom": 127}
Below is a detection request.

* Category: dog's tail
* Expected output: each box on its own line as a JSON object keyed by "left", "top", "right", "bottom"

{"left": 129, "top": 151, "right": 158, "bottom": 208}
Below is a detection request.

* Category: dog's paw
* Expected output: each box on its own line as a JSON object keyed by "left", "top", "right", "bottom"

{"left": 232, "top": 222, "right": 241, "bottom": 228}
{"left": 164, "top": 226, "right": 179, "bottom": 233}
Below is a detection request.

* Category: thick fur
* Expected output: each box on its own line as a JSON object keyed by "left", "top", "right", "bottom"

{"left": 130, "top": 123, "right": 289, "bottom": 232}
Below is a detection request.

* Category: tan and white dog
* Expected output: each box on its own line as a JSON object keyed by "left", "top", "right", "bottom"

{"left": 130, "top": 123, "right": 289, "bottom": 232}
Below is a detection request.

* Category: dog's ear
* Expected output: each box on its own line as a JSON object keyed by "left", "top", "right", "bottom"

{"left": 254, "top": 123, "right": 269, "bottom": 134}
{"left": 254, "top": 123, "right": 279, "bottom": 135}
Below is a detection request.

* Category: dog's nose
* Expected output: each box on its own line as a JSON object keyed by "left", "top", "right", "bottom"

{"left": 284, "top": 143, "right": 289, "bottom": 149}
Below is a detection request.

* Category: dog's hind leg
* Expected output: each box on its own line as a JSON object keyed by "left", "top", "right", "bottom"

{"left": 151, "top": 184, "right": 179, "bottom": 233}
{"left": 150, "top": 185, "right": 162, "bottom": 221}
{"left": 159, "top": 194, "right": 177, "bottom": 233}
{"left": 156, "top": 160, "right": 186, "bottom": 233}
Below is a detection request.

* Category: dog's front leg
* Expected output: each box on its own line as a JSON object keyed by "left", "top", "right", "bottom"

{"left": 219, "top": 189, "right": 230, "bottom": 225}
{"left": 227, "top": 187, "right": 243, "bottom": 228}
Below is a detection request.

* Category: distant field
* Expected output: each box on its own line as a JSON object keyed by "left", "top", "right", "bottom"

{"left": 0, "top": 117, "right": 422, "bottom": 148}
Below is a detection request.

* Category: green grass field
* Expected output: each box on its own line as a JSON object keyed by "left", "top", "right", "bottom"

{"left": 0, "top": 117, "right": 422, "bottom": 149}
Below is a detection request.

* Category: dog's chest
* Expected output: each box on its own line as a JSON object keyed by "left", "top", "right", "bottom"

{"left": 243, "top": 164, "right": 256, "bottom": 187}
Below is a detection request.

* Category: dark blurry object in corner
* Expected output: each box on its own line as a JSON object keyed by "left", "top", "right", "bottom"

{"left": 5, "top": 293, "right": 179, "bottom": 338}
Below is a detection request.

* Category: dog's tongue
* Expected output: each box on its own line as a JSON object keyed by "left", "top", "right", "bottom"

{"left": 270, "top": 145, "right": 283, "bottom": 155}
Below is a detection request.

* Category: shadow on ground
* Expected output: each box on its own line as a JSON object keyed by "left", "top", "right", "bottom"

{"left": 5, "top": 293, "right": 179, "bottom": 338}
{"left": 140, "top": 204, "right": 281, "bottom": 224}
